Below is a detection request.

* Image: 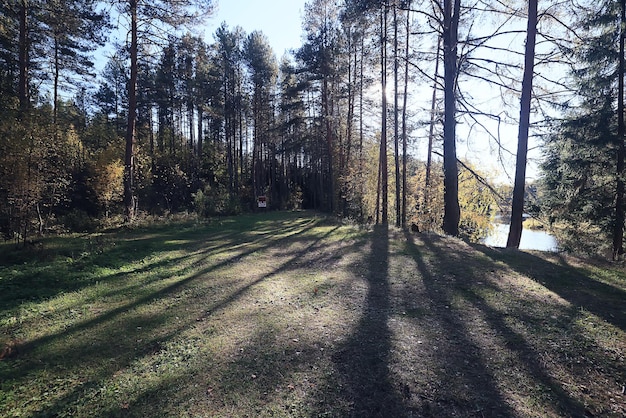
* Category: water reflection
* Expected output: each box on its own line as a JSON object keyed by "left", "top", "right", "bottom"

{"left": 483, "top": 223, "right": 558, "bottom": 252}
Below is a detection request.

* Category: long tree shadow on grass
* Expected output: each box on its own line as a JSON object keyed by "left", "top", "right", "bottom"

{"left": 331, "top": 224, "right": 408, "bottom": 417}
{"left": 0, "top": 215, "right": 323, "bottom": 378}
{"left": 1, "top": 217, "right": 315, "bottom": 364}
{"left": 0, "top": 224, "right": 214, "bottom": 311}
{"left": 410, "top": 234, "right": 589, "bottom": 416}
{"left": 0, "top": 212, "right": 318, "bottom": 314}
{"left": 472, "top": 244, "right": 626, "bottom": 332}
{"left": 128, "top": 222, "right": 354, "bottom": 416}
{"left": 404, "top": 233, "right": 519, "bottom": 417}
{"left": 468, "top": 243, "right": 626, "bottom": 416}
{"left": 64, "top": 223, "right": 344, "bottom": 416}
{"left": 3, "top": 215, "right": 340, "bottom": 417}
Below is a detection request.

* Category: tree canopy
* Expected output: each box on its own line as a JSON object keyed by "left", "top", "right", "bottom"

{"left": 0, "top": 0, "right": 624, "bottom": 258}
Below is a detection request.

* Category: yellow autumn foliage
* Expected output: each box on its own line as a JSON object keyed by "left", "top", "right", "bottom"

{"left": 92, "top": 147, "right": 124, "bottom": 216}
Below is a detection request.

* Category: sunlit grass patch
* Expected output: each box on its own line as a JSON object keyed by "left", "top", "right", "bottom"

{"left": 1, "top": 212, "right": 624, "bottom": 417}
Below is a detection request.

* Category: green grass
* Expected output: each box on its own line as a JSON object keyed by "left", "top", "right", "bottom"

{"left": 1, "top": 211, "right": 625, "bottom": 417}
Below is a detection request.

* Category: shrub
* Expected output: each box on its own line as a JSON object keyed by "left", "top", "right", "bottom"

{"left": 193, "top": 186, "right": 242, "bottom": 218}
{"left": 64, "top": 209, "right": 98, "bottom": 232}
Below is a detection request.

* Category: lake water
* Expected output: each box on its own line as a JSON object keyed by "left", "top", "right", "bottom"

{"left": 483, "top": 223, "right": 558, "bottom": 252}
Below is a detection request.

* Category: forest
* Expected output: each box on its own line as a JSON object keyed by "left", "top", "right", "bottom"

{"left": 1, "top": 0, "right": 626, "bottom": 258}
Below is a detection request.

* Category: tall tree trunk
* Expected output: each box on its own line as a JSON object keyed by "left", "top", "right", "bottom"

{"left": 169, "top": 90, "right": 175, "bottom": 155}
{"left": 507, "top": 0, "right": 538, "bottom": 248}
{"left": 376, "top": 141, "right": 382, "bottom": 224}
{"left": 345, "top": 39, "right": 355, "bottom": 189}
{"left": 393, "top": 4, "right": 401, "bottom": 227}
{"left": 614, "top": 0, "right": 626, "bottom": 258}
{"left": 124, "top": 0, "right": 138, "bottom": 222}
{"left": 228, "top": 122, "right": 234, "bottom": 195}
{"left": 53, "top": 36, "right": 59, "bottom": 126}
{"left": 197, "top": 106, "right": 203, "bottom": 157}
{"left": 401, "top": 1, "right": 411, "bottom": 228}
{"left": 424, "top": 36, "right": 441, "bottom": 219}
{"left": 225, "top": 84, "right": 233, "bottom": 194}
{"left": 188, "top": 101, "right": 194, "bottom": 153}
{"left": 379, "top": 3, "right": 389, "bottom": 224}
{"left": 359, "top": 34, "right": 365, "bottom": 221}
{"left": 238, "top": 88, "right": 244, "bottom": 193}
{"left": 18, "top": 0, "right": 29, "bottom": 112}
{"left": 252, "top": 93, "right": 259, "bottom": 198}
{"left": 324, "top": 77, "right": 335, "bottom": 212}
{"left": 232, "top": 92, "right": 237, "bottom": 195}
{"left": 344, "top": 26, "right": 354, "bottom": 217}
{"left": 148, "top": 106, "right": 156, "bottom": 177}
{"left": 441, "top": 0, "right": 460, "bottom": 236}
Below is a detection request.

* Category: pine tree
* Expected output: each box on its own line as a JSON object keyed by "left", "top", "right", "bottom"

{"left": 112, "top": 0, "right": 215, "bottom": 222}
{"left": 244, "top": 30, "right": 278, "bottom": 201}
{"left": 297, "top": 0, "right": 344, "bottom": 212}
{"left": 39, "top": 0, "right": 108, "bottom": 124}
{"left": 541, "top": 0, "right": 623, "bottom": 256}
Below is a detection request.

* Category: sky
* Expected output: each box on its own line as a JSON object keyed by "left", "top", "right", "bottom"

{"left": 204, "top": 0, "right": 308, "bottom": 57}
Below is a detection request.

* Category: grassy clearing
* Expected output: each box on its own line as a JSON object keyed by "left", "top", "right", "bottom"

{"left": 1, "top": 211, "right": 625, "bottom": 417}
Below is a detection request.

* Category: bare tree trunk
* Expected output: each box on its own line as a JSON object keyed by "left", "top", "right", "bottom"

{"left": 36, "top": 202, "right": 43, "bottom": 235}
{"left": 379, "top": 3, "right": 389, "bottom": 224}
{"left": 359, "top": 35, "right": 365, "bottom": 221}
{"left": 197, "top": 106, "right": 203, "bottom": 157}
{"left": 232, "top": 100, "right": 238, "bottom": 195}
{"left": 148, "top": 107, "right": 154, "bottom": 156}
{"left": 323, "top": 76, "right": 335, "bottom": 212}
{"left": 124, "top": 0, "right": 138, "bottom": 222}
{"left": 238, "top": 88, "right": 244, "bottom": 194}
{"left": 394, "top": 4, "right": 401, "bottom": 227}
{"left": 376, "top": 143, "right": 382, "bottom": 224}
{"left": 401, "top": 1, "right": 411, "bottom": 228}
{"left": 188, "top": 101, "right": 194, "bottom": 153}
{"left": 614, "top": 0, "right": 626, "bottom": 258}
{"left": 252, "top": 94, "right": 260, "bottom": 198}
{"left": 441, "top": 0, "right": 460, "bottom": 236}
{"left": 53, "top": 36, "right": 60, "bottom": 126}
{"left": 424, "top": 36, "right": 441, "bottom": 216}
{"left": 344, "top": 26, "right": 355, "bottom": 217}
{"left": 227, "top": 116, "right": 234, "bottom": 195}
{"left": 507, "top": 0, "right": 538, "bottom": 248}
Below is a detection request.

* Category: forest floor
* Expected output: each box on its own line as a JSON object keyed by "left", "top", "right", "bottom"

{"left": 0, "top": 211, "right": 625, "bottom": 417}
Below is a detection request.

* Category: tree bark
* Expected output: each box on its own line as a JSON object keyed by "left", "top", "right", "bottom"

{"left": 613, "top": 0, "right": 626, "bottom": 258}
{"left": 197, "top": 106, "right": 203, "bottom": 158}
{"left": 323, "top": 76, "right": 335, "bottom": 212}
{"left": 442, "top": 0, "right": 460, "bottom": 236}
{"left": 424, "top": 36, "right": 441, "bottom": 213}
{"left": 124, "top": 0, "right": 138, "bottom": 222}
{"left": 359, "top": 34, "right": 365, "bottom": 221}
{"left": 344, "top": 26, "right": 355, "bottom": 217}
{"left": 507, "top": 0, "right": 538, "bottom": 248}
{"left": 401, "top": 1, "right": 411, "bottom": 228}
{"left": 394, "top": 4, "right": 401, "bottom": 227}
{"left": 53, "top": 36, "right": 59, "bottom": 126}
{"left": 379, "top": 3, "right": 389, "bottom": 224}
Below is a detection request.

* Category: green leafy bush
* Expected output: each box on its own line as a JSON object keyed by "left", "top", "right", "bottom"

{"left": 193, "top": 186, "right": 242, "bottom": 217}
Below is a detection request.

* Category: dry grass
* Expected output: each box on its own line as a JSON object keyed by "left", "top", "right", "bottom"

{"left": 1, "top": 211, "right": 624, "bottom": 417}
